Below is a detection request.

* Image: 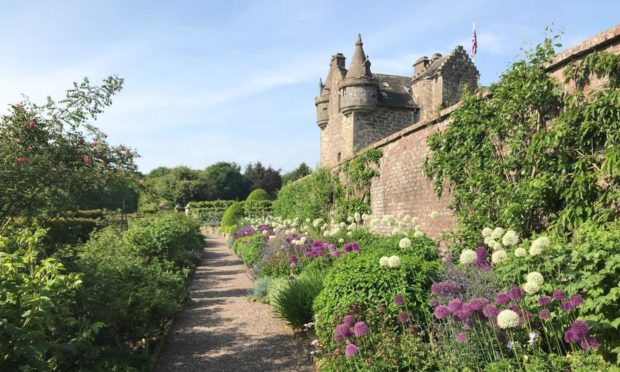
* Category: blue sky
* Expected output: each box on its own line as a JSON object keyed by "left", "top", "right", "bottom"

{"left": 1, "top": 1, "right": 618, "bottom": 173}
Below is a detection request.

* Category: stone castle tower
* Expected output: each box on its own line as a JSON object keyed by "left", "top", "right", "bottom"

{"left": 316, "top": 35, "right": 479, "bottom": 167}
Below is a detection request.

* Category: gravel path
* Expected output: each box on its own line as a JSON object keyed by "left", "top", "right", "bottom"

{"left": 155, "top": 234, "right": 313, "bottom": 372}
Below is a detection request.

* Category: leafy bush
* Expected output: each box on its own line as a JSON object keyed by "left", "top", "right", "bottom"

{"left": 220, "top": 202, "right": 244, "bottom": 232}
{"left": 271, "top": 269, "right": 324, "bottom": 328}
{"left": 232, "top": 234, "right": 265, "bottom": 267}
{"left": 0, "top": 229, "right": 96, "bottom": 371}
{"left": 348, "top": 229, "right": 438, "bottom": 261}
{"left": 313, "top": 249, "right": 440, "bottom": 351}
{"left": 245, "top": 188, "right": 271, "bottom": 202}
{"left": 44, "top": 217, "right": 99, "bottom": 246}
{"left": 123, "top": 212, "right": 203, "bottom": 267}
{"left": 272, "top": 168, "right": 336, "bottom": 221}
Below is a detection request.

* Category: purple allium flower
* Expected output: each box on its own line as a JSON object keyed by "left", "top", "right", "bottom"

{"left": 483, "top": 304, "right": 499, "bottom": 319}
{"left": 570, "top": 294, "right": 584, "bottom": 307}
{"left": 434, "top": 305, "right": 450, "bottom": 319}
{"left": 508, "top": 286, "right": 524, "bottom": 301}
{"left": 394, "top": 294, "right": 405, "bottom": 307}
{"left": 579, "top": 336, "right": 599, "bottom": 350}
{"left": 396, "top": 311, "right": 410, "bottom": 324}
{"left": 539, "top": 310, "right": 550, "bottom": 319}
{"left": 495, "top": 293, "right": 510, "bottom": 305}
{"left": 289, "top": 255, "right": 298, "bottom": 264}
{"left": 564, "top": 329, "right": 579, "bottom": 343}
{"left": 353, "top": 321, "right": 368, "bottom": 336}
{"left": 453, "top": 310, "right": 468, "bottom": 322}
{"left": 538, "top": 295, "right": 551, "bottom": 307}
{"left": 456, "top": 332, "right": 468, "bottom": 343}
{"left": 552, "top": 290, "right": 566, "bottom": 301}
{"left": 570, "top": 320, "right": 590, "bottom": 338}
{"left": 465, "top": 298, "right": 487, "bottom": 313}
{"left": 330, "top": 249, "right": 341, "bottom": 258}
{"left": 333, "top": 332, "right": 345, "bottom": 343}
{"left": 447, "top": 299, "right": 463, "bottom": 313}
{"left": 345, "top": 343, "right": 359, "bottom": 357}
{"left": 561, "top": 301, "right": 575, "bottom": 312}
{"left": 343, "top": 315, "right": 356, "bottom": 326}
{"left": 463, "top": 319, "right": 474, "bottom": 329}
{"left": 336, "top": 324, "right": 352, "bottom": 338}
{"left": 475, "top": 246, "right": 490, "bottom": 271}
{"left": 429, "top": 299, "right": 440, "bottom": 308}
{"left": 431, "top": 281, "right": 459, "bottom": 295}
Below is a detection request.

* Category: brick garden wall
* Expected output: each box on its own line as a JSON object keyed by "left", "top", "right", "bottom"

{"left": 335, "top": 25, "right": 620, "bottom": 240}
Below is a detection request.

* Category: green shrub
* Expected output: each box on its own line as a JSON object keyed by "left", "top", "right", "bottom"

{"left": 78, "top": 227, "right": 190, "bottom": 345}
{"left": 220, "top": 202, "right": 244, "bottom": 232}
{"left": 43, "top": 217, "right": 99, "bottom": 246}
{"left": 348, "top": 229, "right": 439, "bottom": 261}
{"left": 245, "top": 189, "right": 271, "bottom": 202}
{"left": 251, "top": 277, "right": 270, "bottom": 302}
{"left": 232, "top": 234, "right": 265, "bottom": 267}
{"left": 272, "top": 168, "right": 335, "bottom": 221}
{"left": 123, "top": 212, "right": 202, "bottom": 267}
{"left": 271, "top": 269, "right": 324, "bottom": 328}
{"left": 0, "top": 229, "right": 95, "bottom": 371}
{"left": 313, "top": 250, "right": 440, "bottom": 351}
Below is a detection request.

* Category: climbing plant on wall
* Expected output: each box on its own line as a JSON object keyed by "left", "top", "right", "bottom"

{"left": 334, "top": 148, "right": 382, "bottom": 217}
{"left": 424, "top": 36, "right": 620, "bottom": 242}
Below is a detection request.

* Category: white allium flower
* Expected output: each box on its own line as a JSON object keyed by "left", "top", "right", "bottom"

{"left": 526, "top": 272, "right": 544, "bottom": 286}
{"left": 379, "top": 256, "right": 389, "bottom": 266}
{"left": 492, "top": 250, "right": 508, "bottom": 265}
{"left": 402, "top": 215, "right": 412, "bottom": 224}
{"left": 300, "top": 237, "right": 307, "bottom": 244}
{"left": 501, "top": 230, "right": 520, "bottom": 246}
{"left": 262, "top": 230, "right": 268, "bottom": 235}
{"left": 381, "top": 215, "right": 391, "bottom": 223}
{"left": 482, "top": 227, "right": 494, "bottom": 238}
{"left": 459, "top": 249, "right": 478, "bottom": 265}
{"left": 362, "top": 213, "right": 370, "bottom": 221}
{"left": 399, "top": 238, "right": 412, "bottom": 249}
{"left": 312, "top": 218, "right": 323, "bottom": 228}
{"left": 340, "top": 222, "right": 347, "bottom": 228}
{"left": 338, "top": 238, "right": 344, "bottom": 243}
{"left": 414, "top": 224, "right": 422, "bottom": 231}
{"left": 323, "top": 231, "right": 330, "bottom": 237}
{"left": 392, "top": 227, "right": 402, "bottom": 236}
{"left": 387, "top": 256, "right": 401, "bottom": 268}
{"left": 529, "top": 245, "right": 543, "bottom": 256}
{"left": 285, "top": 229, "right": 291, "bottom": 235}
{"left": 514, "top": 248, "right": 527, "bottom": 257}
{"left": 411, "top": 217, "right": 419, "bottom": 225}
{"left": 354, "top": 212, "right": 361, "bottom": 222}
{"left": 430, "top": 211, "right": 439, "bottom": 219}
{"left": 370, "top": 218, "right": 379, "bottom": 226}
{"left": 347, "top": 231, "right": 352, "bottom": 236}
{"left": 497, "top": 309, "right": 520, "bottom": 329}
{"left": 484, "top": 236, "right": 496, "bottom": 246}
{"left": 488, "top": 240, "right": 503, "bottom": 251}
{"left": 522, "top": 281, "right": 540, "bottom": 294}
{"left": 347, "top": 223, "right": 357, "bottom": 230}
{"left": 491, "top": 227, "right": 505, "bottom": 240}
{"left": 290, "top": 228, "right": 298, "bottom": 234}
{"left": 347, "top": 216, "right": 354, "bottom": 223}
{"left": 397, "top": 211, "right": 405, "bottom": 219}
{"left": 332, "top": 227, "right": 341, "bottom": 236}
{"left": 413, "top": 230, "right": 424, "bottom": 238}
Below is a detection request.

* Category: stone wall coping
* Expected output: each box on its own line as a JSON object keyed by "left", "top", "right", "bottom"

{"left": 545, "top": 24, "right": 620, "bottom": 72}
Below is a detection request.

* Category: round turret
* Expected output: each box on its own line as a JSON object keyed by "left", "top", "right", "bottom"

{"left": 338, "top": 35, "right": 379, "bottom": 114}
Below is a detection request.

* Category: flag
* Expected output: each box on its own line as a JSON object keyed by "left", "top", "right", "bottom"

{"left": 471, "top": 23, "right": 477, "bottom": 61}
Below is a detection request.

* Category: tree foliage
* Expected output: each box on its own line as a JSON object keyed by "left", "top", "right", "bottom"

{"left": 0, "top": 76, "right": 139, "bottom": 224}
{"left": 244, "top": 162, "right": 282, "bottom": 197}
{"left": 424, "top": 37, "right": 620, "bottom": 241}
{"left": 281, "top": 162, "right": 312, "bottom": 185}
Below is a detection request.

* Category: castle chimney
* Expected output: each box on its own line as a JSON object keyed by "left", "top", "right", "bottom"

{"left": 413, "top": 56, "right": 429, "bottom": 76}
{"left": 431, "top": 53, "right": 443, "bottom": 63}
{"left": 332, "top": 53, "right": 346, "bottom": 69}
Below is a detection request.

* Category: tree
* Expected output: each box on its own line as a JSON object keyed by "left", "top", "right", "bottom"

{"left": 0, "top": 76, "right": 139, "bottom": 227}
{"left": 205, "top": 162, "right": 249, "bottom": 200}
{"left": 244, "top": 162, "right": 282, "bottom": 197}
{"left": 282, "top": 162, "right": 312, "bottom": 185}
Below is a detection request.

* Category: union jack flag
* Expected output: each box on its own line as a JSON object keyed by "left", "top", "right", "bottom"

{"left": 471, "top": 23, "right": 478, "bottom": 61}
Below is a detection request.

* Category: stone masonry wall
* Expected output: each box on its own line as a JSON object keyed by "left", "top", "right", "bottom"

{"left": 354, "top": 108, "right": 417, "bottom": 150}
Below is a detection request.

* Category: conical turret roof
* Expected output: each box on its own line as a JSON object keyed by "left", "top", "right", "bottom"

{"left": 345, "top": 34, "right": 372, "bottom": 79}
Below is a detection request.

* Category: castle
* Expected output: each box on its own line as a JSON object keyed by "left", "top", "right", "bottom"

{"left": 315, "top": 35, "right": 479, "bottom": 167}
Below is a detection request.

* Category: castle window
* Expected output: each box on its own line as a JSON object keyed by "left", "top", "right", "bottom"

{"left": 337, "top": 152, "right": 342, "bottom": 162}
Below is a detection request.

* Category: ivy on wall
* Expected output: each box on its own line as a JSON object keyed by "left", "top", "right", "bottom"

{"left": 424, "top": 36, "right": 620, "bottom": 242}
